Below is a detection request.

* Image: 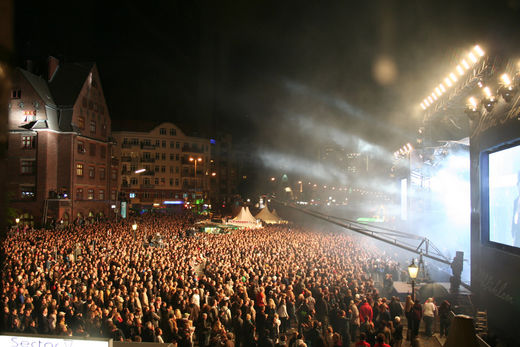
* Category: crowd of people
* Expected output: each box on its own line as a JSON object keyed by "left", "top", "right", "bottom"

{"left": 0, "top": 212, "right": 448, "bottom": 346}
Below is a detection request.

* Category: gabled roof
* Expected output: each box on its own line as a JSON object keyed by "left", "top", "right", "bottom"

{"left": 18, "top": 68, "right": 56, "bottom": 107}
{"left": 49, "top": 62, "right": 94, "bottom": 107}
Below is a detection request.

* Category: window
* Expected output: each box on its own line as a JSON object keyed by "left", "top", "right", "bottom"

{"left": 11, "top": 89, "right": 21, "bottom": 99}
{"left": 155, "top": 152, "right": 160, "bottom": 160}
{"left": 78, "top": 116, "right": 85, "bottom": 129}
{"left": 176, "top": 154, "right": 179, "bottom": 160}
{"left": 76, "top": 163, "right": 84, "bottom": 176}
{"left": 90, "top": 120, "right": 96, "bottom": 134}
{"left": 143, "top": 178, "right": 150, "bottom": 185}
{"left": 154, "top": 178, "right": 159, "bottom": 185}
{"left": 111, "top": 169, "right": 117, "bottom": 180}
{"left": 20, "top": 160, "right": 35, "bottom": 174}
{"left": 131, "top": 177, "right": 138, "bottom": 185}
{"left": 88, "top": 167, "right": 95, "bottom": 178}
{"left": 20, "top": 186, "right": 35, "bottom": 200}
{"left": 170, "top": 166, "right": 173, "bottom": 173}
{"left": 175, "top": 166, "right": 179, "bottom": 173}
{"left": 160, "top": 128, "right": 166, "bottom": 135}
{"left": 155, "top": 140, "right": 160, "bottom": 147}
{"left": 169, "top": 178, "right": 173, "bottom": 186}
{"left": 87, "top": 189, "right": 94, "bottom": 200}
{"left": 175, "top": 178, "right": 179, "bottom": 186}
{"left": 111, "top": 190, "right": 116, "bottom": 200}
{"left": 89, "top": 143, "right": 96, "bottom": 156}
{"left": 170, "top": 153, "right": 174, "bottom": 160}
{"left": 99, "top": 190, "right": 105, "bottom": 200}
{"left": 144, "top": 192, "right": 150, "bottom": 199}
{"left": 161, "top": 166, "right": 165, "bottom": 173}
{"left": 170, "top": 141, "right": 174, "bottom": 148}
{"left": 170, "top": 128, "right": 176, "bottom": 136}
{"left": 22, "top": 136, "right": 35, "bottom": 149}
{"left": 161, "top": 178, "right": 165, "bottom": 184}
{"left": 154, "top": 165, "right": 159, "bottom": 172}
{"left": 161, "top": 153, "right": 166, "bottom": 160}
{"left": 99, "top": 167, "right": 106, "bottom": 180}
{"left": 76, "top": 188, "right": 83, "bottom": 200}
{"left": 162, "top": 140, "right": 166, "bottom": 148}
{"left": 77, "top": 141, "right": 86, "bottom": 153}
{"left": 100, "top": 146, "right": 106, "bottom": 158}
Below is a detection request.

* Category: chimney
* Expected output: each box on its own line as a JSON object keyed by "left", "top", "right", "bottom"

{"left": 48, "top": 56, "right": 59, "bottom": 81}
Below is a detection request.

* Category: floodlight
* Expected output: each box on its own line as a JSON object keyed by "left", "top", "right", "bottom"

{"left": 439, "top": 84, "right": 446, "bottom": 92}
{"left": 456, "top": 65, "right": 464, "bottom": 75}
{"left": 474, "top": 45, "right": 485, "bottom": 57}
{"left": 449, "top": 73, "right": 458, "bottom": 82}
{"left": 468, "top": 52, "right": 477, "bottom": 63}
{"left": 435, "top": 87, "right": 442, "bottom": 96}
{"left": 501, "top": 73, "right": 511, "bottom": 86}
{"left": 445, "top": 78, "right": 453, "bottom": 87}
{"left": 461, "top": 59, "right": 470, "bottom": 70}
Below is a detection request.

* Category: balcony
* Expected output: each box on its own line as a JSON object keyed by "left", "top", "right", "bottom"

{"left": 140, "top": 157, "right": 155, "bottom": 163}
{"left": 140, "top": 184, "right": 155, "bottom": 189}
{"left": 140, "top": 143, "right": 156, "bottom": 150}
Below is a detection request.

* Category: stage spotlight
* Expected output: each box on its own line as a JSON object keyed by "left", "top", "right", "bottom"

{"left": 465, "top": 96, "right": 480, "bottom": 120}
{"left": 481, "top": 88, "right": 496, "bottom": 111}
{"left": 432, "top": 92, "right": 438, "bottom": 100}
{"left": 501, "top": 73, "right": 512, "bottom": 86}
{"left": 483, "top": 86, "right": 493, "bottom": 98}
{"left": 428, "top": 96, "right": 434, "bottom": 103}
{"left": 499, "top": 85, "right": 515, "bottom": 102}
{"left": 445, "top": 77, "right": 453, "bottom": 87}
{"left": 439, "top": 83, "right": 446, "bottom": 93}
{"left": 456, "top": 65, "right": 464, "bottom": 75}
{"left": 461, "top": 59, "right": 470, "bottom": 70}
{"left": 450, "top": 73, "right": 458, "bottom": 82}
{"left": 420, "top": 102, "right": 426, "bottom": 110}
{"left": 435, "top": 87, "right": 442, "bottom": 96}
{"left": 468, "top": 52, "right": 477, "bottom": 63}
{"left": 474, "top": 45, "right": 485, "bottom": 57}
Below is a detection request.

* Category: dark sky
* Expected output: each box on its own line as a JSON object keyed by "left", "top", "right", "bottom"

{"left": 14, "top": 0, "right": 520, "bottom": 161}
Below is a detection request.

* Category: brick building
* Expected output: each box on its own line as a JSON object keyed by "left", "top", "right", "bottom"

{"left": 112, "top": 122, "right": 238, "bottom": 212}
{"left": 7, "top": 59, "right": 117, "bottom": 226}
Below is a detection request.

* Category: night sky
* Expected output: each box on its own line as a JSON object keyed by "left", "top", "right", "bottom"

{"left": 14, "top": 0, "right": 520, "bottom": 163}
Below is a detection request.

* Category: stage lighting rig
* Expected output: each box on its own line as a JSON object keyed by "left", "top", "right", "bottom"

{"left": 482, "top": 86, "right": 497, "bottom": 112}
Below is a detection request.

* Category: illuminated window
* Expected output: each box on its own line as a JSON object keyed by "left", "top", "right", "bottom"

{"left": 21, "top": 160, "right": 35, "bottom": 174}
{"left": 99, "top": 189, "right": 105, "bottom": 200}
{"left": 76, "top": 188, "right": 83, "bottom": 200}
{"left": 20, "top": 185, "right": 35, "bottom": 200}
{"left": 78, "top": 116, "right": 85, "bottom": 129}
{"left": 76, "top": 163, "right": 84, "bottom": 176}
{"left": 87, "top": 189, "right": 94, "bottom": 200}
{"left": 22, "top": 136, "right": 35, "bottom": 149}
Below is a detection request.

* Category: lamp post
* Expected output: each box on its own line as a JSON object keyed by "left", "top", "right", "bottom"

{"left": 189, "top": 157, "right": 203, "bottom": 193}
{"left": 132, "top": 222, "right": 137, "bottom": 240}
{"left": 408, "top": 258, "right": 419, "bottom": 301}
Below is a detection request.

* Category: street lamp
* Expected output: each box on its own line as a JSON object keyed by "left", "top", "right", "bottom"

{"left": 189, "top": 157, "right": 203, "bottom": 192}
{"left": 408, "top": 258, "right": 419, "bottom": 301}
{"left": 15, "top": 218, "right": 20, "bottom": 225}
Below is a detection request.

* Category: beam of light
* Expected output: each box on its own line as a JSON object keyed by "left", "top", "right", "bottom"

{"left": 461, "top": 59, "right": 470, "bottom": 70}
{"left": 420, "top": 102, "right": 426, "bottom": 110}
{"left": 435, "top": 87, "right": 442, "bottom": 96}
{"left": 283, "top": 79, "right": 407, "bottom": 137}
{"left": 444, "top": 77, "right": 453, "bottom": 87}
{"left": 432, "top": 92, "right": 438, "bottom": 100}
{"left": 456, "top": 65, "right": 464, "bottom": 75}
{"left": 428, "top": 95, "right": 434, "bottom": 103}
{"left": 439, "top": 84, "right": 446, "bottom": 93}
{"left": 468, "top": 52, "right": 477, "bottom": 63}
{"left": 424, "top": 99, "right": 430, "bottom": 106}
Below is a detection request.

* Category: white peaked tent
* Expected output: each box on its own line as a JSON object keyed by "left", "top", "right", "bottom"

{"left": 228, "top": 206, "right": 262, "bottom": 228}
{"left": 255, "top": 206, "right": 280, "bottom": 224}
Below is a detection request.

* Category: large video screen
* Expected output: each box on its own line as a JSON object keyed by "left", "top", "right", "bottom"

{"left": 487, "top": 142, "right": 520, "bottom": 249}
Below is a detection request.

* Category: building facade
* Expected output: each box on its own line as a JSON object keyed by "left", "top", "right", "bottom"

{"left": 112, "top": 122, "right": 213, "bottom": 211}
{"left": 7, "top": 60, "right": 117, "bottom": 226}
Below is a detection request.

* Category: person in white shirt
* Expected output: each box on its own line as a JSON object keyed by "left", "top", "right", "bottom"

{"left": 422, "top": 297, "right": 437, "bottom": 336}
